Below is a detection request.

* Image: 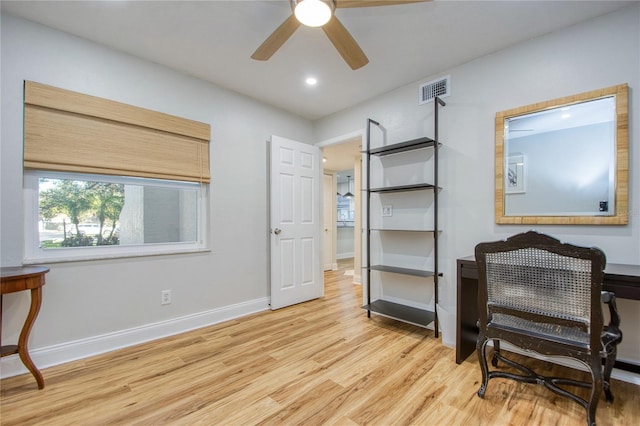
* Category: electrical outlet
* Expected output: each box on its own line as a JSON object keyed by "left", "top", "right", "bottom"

{"left": 382, "top": 205, "right": 393, "bottom": 217}
{"left": 161, "top": 290, "right": 172, "bottom": 305}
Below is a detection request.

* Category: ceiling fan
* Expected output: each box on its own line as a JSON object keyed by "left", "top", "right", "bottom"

{"left": 251, "top": 0, "right": 429, "bottom": 70}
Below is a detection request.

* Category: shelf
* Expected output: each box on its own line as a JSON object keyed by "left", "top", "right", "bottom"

{"left": 1, "top": 344, "right": 18, "bottom": 357}
{"left": 367, "top": 265, "right": 434, "bottom": 277}
{"left": 368, "top": 137, "right": 438, "bottom": 156}
{"left": 369, "top": 183, "right": 437, "bottom": 193}
{"left": 363, "top": 300, "right": 435, "bottom": 328}
{"left": 364, "top": 103, "right": 444, "bottom": 337}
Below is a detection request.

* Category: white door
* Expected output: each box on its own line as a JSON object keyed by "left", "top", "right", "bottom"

{"left": 323, "top": 173, "right": 334, "bottom": 271}
{"left": 270, "top": 135, "right": 323, "bottom": 310}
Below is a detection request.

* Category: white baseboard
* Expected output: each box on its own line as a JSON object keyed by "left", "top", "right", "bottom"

{"left": 352, "top": 274, "right": 362, "bottom": 285}
{"left": 337, "top": 253, "right": 354, "bottom": 260}
{"left": 0, "top": 297, "right": 269, "bottom": 380}
{"left": 324, "top": 262, "right": 338, "bottom": 271}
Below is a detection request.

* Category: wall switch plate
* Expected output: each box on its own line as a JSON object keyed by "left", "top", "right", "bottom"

{"left": 382, "top": 205, "right": 393, "bottom": 217}
{"left": 161, "top": 290, "right": 172, "bottom": 305}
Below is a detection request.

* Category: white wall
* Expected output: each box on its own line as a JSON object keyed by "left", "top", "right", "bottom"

{"left": 1, "top": 15, "right": 313, "bottom": 374}
{"left": 315, "top": 5, "right": 640, "bottom": 366}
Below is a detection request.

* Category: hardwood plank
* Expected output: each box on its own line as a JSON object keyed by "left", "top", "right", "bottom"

{"left": 1, "top": 258, "right": 639, "bottom": 425}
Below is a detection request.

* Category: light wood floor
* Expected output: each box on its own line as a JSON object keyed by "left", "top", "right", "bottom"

{"left": 2, "top": 258, "right": 639, "bottom": 425}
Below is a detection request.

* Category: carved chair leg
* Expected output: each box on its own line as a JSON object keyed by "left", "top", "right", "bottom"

{"left": 587, "top": 356, "right": 603, "bottom": 426}
{"left": 603, "top": 346, "right": 617, "bottom": 403}
{"left": 491, "top": 339, "right": 500, "bottom": 367}
{"left": 476, "top": 337, "right": 490, "bottom": 398}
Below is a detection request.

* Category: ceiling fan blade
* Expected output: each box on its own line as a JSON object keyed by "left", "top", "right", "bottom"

{"left": 335, "top": 0, "right": 429, "bottom": 8}
{"left": 322, "top": 16, "right": 369, "bottom": 70}
{"left": 251, "top": 15, "right": 301, "bottom": 61}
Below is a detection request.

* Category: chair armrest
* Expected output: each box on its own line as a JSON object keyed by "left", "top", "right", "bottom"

{"left": 601, "top": 291, "right": 620, "bottom": 328}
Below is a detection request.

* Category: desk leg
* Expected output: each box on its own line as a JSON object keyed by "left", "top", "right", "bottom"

{"left": 17, "top": 287, "right": 44, "bottom": 389}
{"left": 456, "top": 273, "right": 480, "bottom": 364}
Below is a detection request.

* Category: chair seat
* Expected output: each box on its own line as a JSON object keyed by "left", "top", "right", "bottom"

{"left": 491, "top": 313, "right": 590, "bottom": 346}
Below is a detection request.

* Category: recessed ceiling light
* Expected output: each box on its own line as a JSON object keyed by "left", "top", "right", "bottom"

{"left": 305, "top": 77, "right": 318, "bottom": 86}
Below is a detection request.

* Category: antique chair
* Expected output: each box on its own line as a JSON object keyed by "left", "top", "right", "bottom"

{"left": 474, "top": 231, "right": 622, "bottom": 426}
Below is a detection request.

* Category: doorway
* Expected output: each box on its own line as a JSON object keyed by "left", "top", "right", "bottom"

{"left": 318, "top": 133, "right": 362, "bottom": 284}
{"left": 336, "top": 171, "right": 355, "bottom": 261}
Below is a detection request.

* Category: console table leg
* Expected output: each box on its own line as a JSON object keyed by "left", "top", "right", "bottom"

{"left": 18, "top": 287, "right": 44, "bottom": 389}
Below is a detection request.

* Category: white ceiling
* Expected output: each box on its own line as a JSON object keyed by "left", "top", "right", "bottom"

{"left": 2, "top": 1, "right": 633, "bottom": 121}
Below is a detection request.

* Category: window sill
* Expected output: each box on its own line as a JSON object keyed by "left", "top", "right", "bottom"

{"left": 23, "top": 246, "right": 211, "bottom": 265}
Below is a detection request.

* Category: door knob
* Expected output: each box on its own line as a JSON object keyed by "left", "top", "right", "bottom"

{"left": 274, "top": 228, "right": 282, "bottom": 235}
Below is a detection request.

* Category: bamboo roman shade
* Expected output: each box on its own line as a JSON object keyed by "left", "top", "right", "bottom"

{"left": 23, "top": 81, "right": 211, "bottom": 183}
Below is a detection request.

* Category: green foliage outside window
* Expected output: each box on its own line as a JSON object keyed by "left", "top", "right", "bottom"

{"left": 39, "top": 179, "right": 124, "bottom": 247}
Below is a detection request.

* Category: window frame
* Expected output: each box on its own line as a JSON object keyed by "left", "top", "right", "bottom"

{"left": 24, "top": 170, "right": 210, "bottom": 264}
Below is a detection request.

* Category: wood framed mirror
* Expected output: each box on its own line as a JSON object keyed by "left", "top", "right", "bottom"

{"left": 495, "top": 84, "right": 628, "bottom": 225}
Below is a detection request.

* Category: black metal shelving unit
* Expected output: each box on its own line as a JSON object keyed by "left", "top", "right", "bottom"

{"left": 363, "top": 97, "right": 445, "bottom": 336}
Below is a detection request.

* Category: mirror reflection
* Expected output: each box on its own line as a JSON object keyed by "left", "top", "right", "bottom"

{"left": 505, "top": 96, "right": 615, "bottom": 216}
{"left": 495, "top": 84, "right": 628, "bottom": 225}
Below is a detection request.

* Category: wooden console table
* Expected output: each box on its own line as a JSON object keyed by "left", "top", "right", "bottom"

{"left": 456, "top": 256, "right": 640, "bottom": 373}
{"left": 1, "top": 266, "right": 49, "bottom": 389}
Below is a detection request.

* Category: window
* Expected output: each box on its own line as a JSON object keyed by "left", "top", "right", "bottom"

{"left": 24, "top": 171, "right": 208, "bottom": 262}
{"left": 22, "top": 81, "right": 211, "bottom": 262}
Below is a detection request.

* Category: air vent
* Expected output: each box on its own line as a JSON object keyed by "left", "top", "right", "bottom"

{"left": 419, "top": 75, "right": 450, "bottom": 105}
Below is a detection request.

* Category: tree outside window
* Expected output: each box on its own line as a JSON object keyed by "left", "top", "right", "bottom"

{"left": 39, "top": 179, "right": 124, "bottom": 247}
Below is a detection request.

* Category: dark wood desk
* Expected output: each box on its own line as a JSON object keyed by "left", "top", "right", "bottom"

{"left": 456, "top": 256, "right": 640, "bottom": 373}
{"left": 1, "top": 266, "right": 49, "bottom": 389}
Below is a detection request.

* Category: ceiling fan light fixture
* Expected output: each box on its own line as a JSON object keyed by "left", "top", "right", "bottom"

{"left": 292, "top": 0, "right": 334, "bottom": 27}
